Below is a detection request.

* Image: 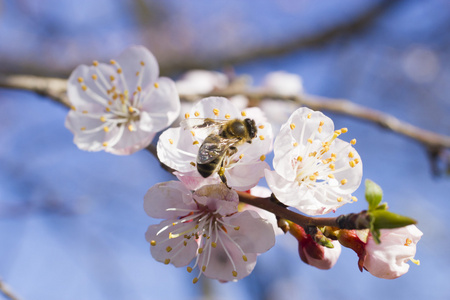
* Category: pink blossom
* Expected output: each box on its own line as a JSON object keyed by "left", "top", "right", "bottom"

{"left": 265, "top": 107, "right": 362, "bottom": 215}
{"left": 65, "top": 45, "right": 180, "bottom": 155}
{"left": 144, "top": 181, "right": 275, "bottom": 283}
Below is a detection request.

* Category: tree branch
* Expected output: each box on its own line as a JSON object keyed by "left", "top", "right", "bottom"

{"left": 0, "top": 279, "right": 21, "bottom": 300}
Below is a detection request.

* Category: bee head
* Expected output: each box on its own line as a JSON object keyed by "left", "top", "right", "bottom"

{"left": 244, "top": 118, "right": 257, "bottom": 140}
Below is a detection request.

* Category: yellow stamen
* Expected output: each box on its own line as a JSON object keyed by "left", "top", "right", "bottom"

{"left": 309, "top": 175, "right": 316, "bottom": 181}
{"left": 297, "top": 156, "right": 303, "bottom": 162}
{"left": 349, "top": 161, "right": 356, "bottom": 168}
{"left": 202, "top": 266, "right": 206, "bottom": 272}
{"left": 328, "top": 174, "right": 335, "bottom": 179}
{"left": 194, "top": 111, "right": 200, "bottom": 117}
{"left": 154, "top": 82, "right": 159, "bottom": 88}
{"left": 187, "top": 267, "right": 193, "bottom": 273}
{"left": 105, "top": 107, "right": 111, "bottom": 112}
{"left": 81, "top": 85, "right": 87, "bottom": 91}
{"left": 140, "top": 61, "right": 145, "bottom": 66}
{"left": 307, "top": 113, "right": 312, "bottom": 119}
{"left": 164, "top": 259, "right": 170, "bottom": 265}
{"left": 329, "top": 164, "right": 335, "bottom": 170}
{"left": 211, "top": 242, "right": 217, "bottom": 248}
{"left": 185, "top": 113, "right": 190, "bottom": 119}
{"left": 404, "top": 238, "right": 412, "bottom": 246}
{"left": 198, "top": 248, "right": 203, "bottom": 254}
{"left": 307, "top": 139, "right": 313, "bottom": 144}
{"left": 351, "top": 196, "right": 358, "bottom": 202}
{"left": 234, "top": 226, "right": 240, "bottom": 230}
{"left": 150, "top": 240, "right": 156, "bottom": 246}
{"left": 318, "top": 126, "right": 323, "bottom": 133}
{"left": 80, "top": 127, "right": 86, "bottom": 131}
{"left": 242, "top": 255, "right": 248, "bottom": 262}
{"left": 213, "top": 108, "right": 219, "bottom": 116}
{"left": 103, "top": 126, "right": 109, "bottom": 132}
{"left": 166, "top": 246, "right": 172, "bottom": 252}
{"left": 110, "top": 59, "right": 116, "bottom": 65}
{"left": 77, "top": 77, "right": 84, "bottom": 83}
{"left": 109, "top": 75, "right": 115, "bottom": 81}
{"left": 128, "top": 124, "right": 134, "bottom": 132}
{"left": 337, "top": 197, "right": 343, "bottom": 202}
{"left": 348, "top": 152, "right": 354, "bottom": 158}
{"left": 239, "top": 154, "right": 244, "bottom": 159}
{"left": 169, "top": 138, "right": 174, "bottom": 144}
{"left": 319, "top": 121, "right": 324, "bottom": 126}
{"left": 293, "top": 142, "right": 298, "bottom": 147}
{"left": 259, "top": 135, "right": 265, "bottom": 140}
{"left": 232, "top": 271, "right": 238, "bottom": 277}
{"left": 290, "top": 123, "right": 295, "bottom": 130}
{"left": 137, "top": 86, "right": 142, "bottom": 92}
{"left": 93, "top": 60, "right": 99, "bottom": 66}
{"left": 192, "top": 277, "right": 198, "bottom": 284}
{"left": 225, "top": 114, "right": 231, "bottom": 119}
{"left": 259, "top": 125, "right": 264, "bottom": 129}
{"left": 341, "top": 127, "right": 348, "bottom": 133}
{"left": 91, "top": 74, "right": 98, "bottom": 80}
{"left": 190, "top": 162, "right": 196, "bottom": 167}
{"left": 341, "top": 179, "right": 348, "bottom": 185}
{"left": 100, "top": 116, "right": 106, "bottom": 122}
{"left": 193, "top": 141, "right": 199, "bottom": 145}
{"left": 128, "top": 106, "right": 134, "bottom": 113}
{"left": 241, "top": 111, "right": 247, "bottom": 117}
{"left": 260, "top": 154, "right": 266, "bottom": 161}
{"left": 350, "top": 139, "right": 356, "bottom": 145}
{"left": 102, "top": 142, "right": 108, "bottom": 147}
{"left": 410, "top": 258, "right": 420, "bottom": 265}
{"left": 71, "top": 105, "right": 76, "bottom": 111}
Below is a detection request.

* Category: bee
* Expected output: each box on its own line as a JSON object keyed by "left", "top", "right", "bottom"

{"left": 182, "top": 117, "right": 257, "bottom": 185}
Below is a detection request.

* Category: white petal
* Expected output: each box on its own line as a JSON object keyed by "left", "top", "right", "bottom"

{"left": 304, "top": 241, "right": 341, "bottom": 270}
{"left": 174, "top": 170, "right": 221, "bottom": 191}
{"left": 115, "top": 45, "right": 159, "bottom": 93}
{"left": 194, "top": 184, "right": 239, "bottom": 216}
{"left": 263, "top": 71, "right": 304, "bottom": 95}
{"left": 157, "top": 127, "right": 198, "bottom": 172}
{"left": 189, "top": 97, "right": 240, "bottom": 120}
{"left": 226, "top": 161, "right": 269, "bottom": 191}
{"left": 139, "top": 77, "right": 180, "bottom": 132}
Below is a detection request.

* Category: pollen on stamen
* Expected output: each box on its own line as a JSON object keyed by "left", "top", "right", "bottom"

{"left": 194, "top": 111, "right": 200, "bottom": 117}
{"left": 239, "top": 154, "right": 244, "bottom": 159}
{"left": 341, "top": 128, "right": 348, "bottom": 133}
{"left": 190, "top": 131, "right": 195, "bottom": 136}
{"left": 91, "top": 74, "right": 98, "bottom": 80}
{"left": 109, "top": 75, "right": 115, "bottom": 81}
{"left": 202, "top": 266, "right": 206, "bottom": 272}
{"left": 328, "top": 174, "right": 335, "bottom": 179}
{"left": 93, "top": 60, "right": 99, "bottom": 66}
{"left": 331, "top": 153, "right": 337, "bottom": 158}
{"left": 81, "top": 85, "right": 87, "bottom": 91}
{"left": 211, "top": 242, "right": 217, "bottom": 248}
{"left": 348, "top": 152, "right": 354, "bottom": 158}
{"left": 169, "top": 138, "right": 174, "bottom": 144}
{"left": 137, "top": 86, "right": 142, "bottom": 92}
{"left": 234, "top": 226, "right": 240, "bottom": 230}
{"left": 241, "top": 111, "right": 247, "bottom": 117}
{"left": 82, "top": 110, "right": 88, "bottom": 114}
{"left": 187, "top": 267, "right": 193, "bottom": 273}
{"left": 225, "top": 114, "right": 231, "bottom": 119}
{"left": 337, "top": 197, "right": 343, "bottom": 202}
{"left": 242, "top": 255, "right": 248, "bottom": 262}
{"left": 135, "top": 71, "right": 139, "bottom": 77}
{"left": 260, "top": 154, "right": 266, "bottom": 161}
{"left": 232, "top": 271, "right": 238, "bottom": 277}
{"left": 349, "top": 161, "right": 356, "bottom": 168}
{"left": 154, "top": 82, "right": 159, "bottom": 88}
{"left": 150, "top": 240, "right": 156, "bottom": 246}
{"left": 259, "top": 135, "right": 265, "bottom": 140}
{"left": 290, "top": 123, "right": 295, "bottom": 130}
{"left": 77, "top": 77, "right": 84, "bottom": 83}
{"left": 341, "top": 179, "right": 348, "bottom": 185}
{"left": 351, "top": 196, "right": 358, "bottom": 202}
{"left": 307, "top": 139, "right": 313, "bottom": 144}
{"left": 103, "top": 126, "right": 109, "bottom": 132}
{"left": 410, "top": 258, "right": 420, "bottom": 265}
{"left": 80, "top": 127, "right": 86, "bottom": 131}
{"left": 105, "top": 107, "right": 111, "bottom": 112}
{"left": 166, "top": 246, "right": 172, "bottom": 252}
{"left": 100, "top": 116, "right": 106, "bottom": 122}
{"left": 70, "top": 105, "right": 76, "bottom": 111}
{"left": 334, "top": 130, "right": 342, "bottom": 135}
{"left": 128, "top": 124, "right": 134, "bottom": 132}
{"left": 318, "top": 126, "right": 323, "bottom": 133}
{"left": 293, "top": 142, "right": 298, "bottom": 147}
{"left": 307, "top": 113, "right": 312, "bottom": 119}
{"left": 259, "top": 125, "right": 264, "bottom": 129}
{"left": 190, "top": 162, "right": 196, "bottom": 167}
{"left": 164, "top": 259, "right": 170, "bottom": 265}
{"left": 309, "top": 175, "right": 316, "bottom": 181}
{"left": 102, "top": 142, "right": 108, "bottom": 147}
{"left": 213, "top": 108, "right": 220, "bottom": 116}
{"left": 404, "top": 238, "right": 412, "bottom": 246}
{"left": 185, "top": 113, "right": 190, "bottom": 119}
{"left": 350, "top": 139, "right": 357, "bottom": 145}
{"left": 198, "top": 248, "right": 203, "bottom": 254}
{"left": 297, "top": 156, "right": 303, "bottom": 162}
{"left": 329, "top": 164, "right": 335, "bottom": 170}
{"left": 128, "top": 106, "right": 134, "bottom": 113}
{"left": 354, "top": 158, "right": 360, "bottom": 164}
{"left": 192, "top": 277, "right": 198, "bottom": 284}
{"left": 193, "top": 141, "right": 199, "bottom": 145}
{"left": 319, "top": 121, "right": 324, "bottom": 126}
{"left": 110, "top": 59, "right": 116, "bottom": 65}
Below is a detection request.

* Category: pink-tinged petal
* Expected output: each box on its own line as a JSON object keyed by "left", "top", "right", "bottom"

{"left": 115, "top": 45, "right": 159, "bottom": 92}
{"left": 146, "top": 221, "right": 198, "bottom": 267}
{"left": 188, "top": 97, "right": 240, "bottom": 120}
{"left": 224, "top": 210, "right": 276, "bottom": 253}
{"left": 106, "top": 130, "right": 155, "bottom": 155}
{"left": 226, "top": 161, "right": 270, "bottom": 191}
{"left": 140, "top": 77, "right": 180, "bottom": 132}
{"left": 194, "top": 184, "right": 239, "bottom": 216}
{"left": 174, "top": 170, "right": 220, "bottom": 191}
{"left": 157, "top": 127, "right": 198, "bottom": 172}
{"left": 303, "top": 241, "right": 341, "bottom": 270}
{"left": 364, "top": 225, "right": 423, "bottom": 279}
{"left": 143, "top": 181, "right": 196, "bottom": 219}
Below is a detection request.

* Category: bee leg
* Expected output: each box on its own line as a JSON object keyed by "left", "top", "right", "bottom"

{"left": 218, "top": 166, "right": 230, "bottom": 188}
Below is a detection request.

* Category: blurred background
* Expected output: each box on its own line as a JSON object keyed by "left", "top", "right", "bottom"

{"left": 0, "top": 0, "right": 449, "bottom": 299}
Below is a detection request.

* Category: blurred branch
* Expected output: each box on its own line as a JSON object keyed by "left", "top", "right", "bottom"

{"left": 159, "top": 0, "right": 401, "bottom": 75}
{"left": 0, "top": 279, "right": 21, "bottom": 300}
{"left": 1, "top": 73, "right": 449, "bottom": 155}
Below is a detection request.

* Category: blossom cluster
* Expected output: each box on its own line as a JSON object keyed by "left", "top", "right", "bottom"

{"left": 65, "top": 45, "right": 422, "bottom": 283}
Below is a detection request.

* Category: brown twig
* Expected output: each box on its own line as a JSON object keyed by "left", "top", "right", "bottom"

{"left": 0, "top": 279, "right": 21, "bottom": 300}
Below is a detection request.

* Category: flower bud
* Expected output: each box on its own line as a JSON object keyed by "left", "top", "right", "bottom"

{"left": 289, "top": 223, "right": 341, "bottom": 270}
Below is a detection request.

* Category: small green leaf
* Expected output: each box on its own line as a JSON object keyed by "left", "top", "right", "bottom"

{"left": 370, "top": 210, "right": 417, "bottom": 230}
{"left": 365, "top": 179, "right": 383, "bottom": 211}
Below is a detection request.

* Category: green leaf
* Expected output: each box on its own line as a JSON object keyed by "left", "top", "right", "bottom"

{"left": 370, "top": 210, "right": 417, "bottom": 230}
{"left": 365, "top": 179, "right": 383, "bottom": 211}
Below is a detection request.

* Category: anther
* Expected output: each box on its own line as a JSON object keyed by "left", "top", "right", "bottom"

{"left": 137, "top": 86, "right": 142, "bottom": 92}
{"left": 259, "top": 135, "right": 265, "bottom": 140}
{"left": 318, "top": 127, "right": 323, "bottom": 133}
{"left": 105, "top": 107, "right": 111, "bottom": 112}
{"left": 193, "top": 277, "right": 198, "bottom": 284}
{"left": 337, "top": 197, "right": 343, "bottom": 202}
{"left": 334, "top": 130, "right": 342, "bottom": 135}
{"left": 309, "top": 175, "right": 316, "bottom": 181}
{"left": 140, "top": 61, "right": 145, "bottom": 66}
{"left": 319, "top": 121, "right": 324, "bottom": 126}
{"left": 293, "top": 142, "right": 298, "bottom": 147}
{"left": 307, "top": 113, "right": 312, "bottom": 119}
{"left": 154, "top": 83, "right": 159, "bottom": 88}
{"left": 103, "top": 126, "right": 109, "bottom": 132}
{"left": 239, "top": 154, "right": 244, "bottom": 159}
{"left": 110, "top": 59, "right": 116, "bottom": 65}
{"left": 202, "top": 266, "right": 206, "bottom": 272}
{"left": 91, "top": 74, "right": 98, "bottom": 80}
{"left": 354, "top": 158, "right": 360, "bottom": 164}
{"left": 128, "top": 124, "right": 134, "bottom": 132}
{"left": 259, "top": 125, "right": 264, "bottom": 129}
{"left": 348, "top": 152, "right": 354, "bottom": 158}
{"left": 351, "top": 196, "right": 358, "bottom": 202}
{"left": 166, "top": 246, "right": 172, "bottom": 252}
{"left": 71, "top": 105, "right": 76, "bottom": 111}
{"left": 241, "top": 111, "right": 247, "bottom": 117}
{"left": 190, "top": 162, "right": 196, "bottom": 167}
{"left": 297, "top": 156, "right": 303, "bottom": 162}
{"left": 82, "top": 110, "right": 88, "bottom": 114}
{"left": 169, "top": 139, "right": 173, "bottom": 144}
{"left": 194, "top": 111, "right": 200, "bottom": 117}
{"left": 81, "top": 85, "right": 87, "bottom": 91}
{"left": 234, "top": 226, "right": 240, "bottom": 230}
{"left": 102, "top": 142, "right": 108, "bottom": 147}
{"left": 211, "top": 242, "right": 217, "bottom": 248}
{"left": 77, "top": 77, "right": 84, "bottom": 83}
{"left": 198, "top": 248, "right": 203, "bottom": 254}
{"left": 128, "top": 106, "right": 134, "bottom": 113}
{"left": 100, "top": 116, "right": 106, "bottom": 122}
{"left": 232, "top": 271, "right": 238, "bottom": 277}
{"left": 328, "top": 174, "right": 335, "bottom": 178}
{"left": 193, "top": 141, "right": 199, "bottom": 145}
{"left": 93, "top": 60, "right": 99, "bottom": 66}
{"left": 341, "top": 179, "right": 348, "bottom": 185}
{"left": 349, "top": 161, "right": 356, "bottom": 168}
{"left": 260, "top": 155, "right": 266, "bottom": 161}
{"left": 185, "top": 113, "right": 190, "bottom": 119}
{"left": 290, "top": 123, "right": 295, "bottom": 130}
{"left": 190, "top": 131, "right": 195, "bottom": 136}
{"left": 225, "top": 114, "right": 231, "bottom": 119}
{"left": 307, "top": 139, "right": 313, "bottom": 144}
{"left": 242, "top": 255, "right": 248, "bottom": 262}
{"left": 404, "top": 238, "right": 412, "bottom": 246}
{"left": 150, "top": 240, "right": 156, "bottom": 246}
{"left": 213, "top": 108, "right": 219, "bottom": 116}
{"left": 164, "top": 259, "right": 170, "bottom": 265}
{"left": 187, "top": 267, "right": 193, "bottom": 273}
{"left": 329, "top": 164, "right": 335, "bottom": 170}
{"left": 81, "top": 127, "right": 86, "bottom": 131}
{"left": 109, "top": 75, "right": 115, "bottom": 81}
{"left": 350, "top": 139, "right": 356, "bottom": 145}
{"left": 341, "top": 128, "right": 348, "bottom": 133}
{"left": 331, "top": 153, "right": 337, "bottom": 158}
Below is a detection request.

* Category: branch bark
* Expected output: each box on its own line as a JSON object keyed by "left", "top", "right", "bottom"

{"left": 0, "top": 279, "right": 21, "bottom": 300}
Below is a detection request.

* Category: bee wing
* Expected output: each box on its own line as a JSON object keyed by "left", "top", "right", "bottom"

{"left": 180, "top": 118, "right": 227, "bottom": 137}
{"left": 198, "top": 136, "right": 241, "bottom": 164}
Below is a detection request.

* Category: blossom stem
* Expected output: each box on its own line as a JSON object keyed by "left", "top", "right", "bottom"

{"left": 237, "top": 191, "right": 370, "bottom": 230}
